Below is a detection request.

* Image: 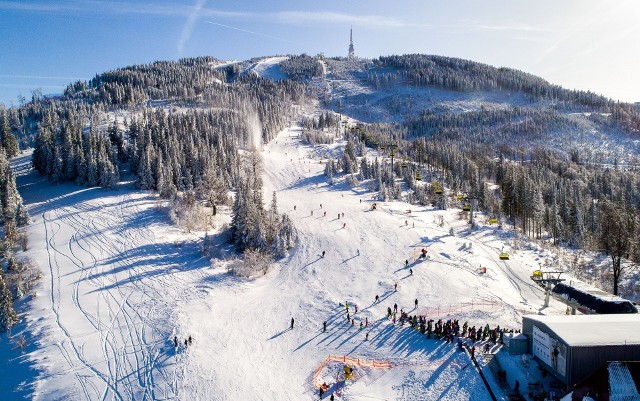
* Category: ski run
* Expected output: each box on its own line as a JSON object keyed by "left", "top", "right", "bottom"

{"left": 9, "top": 119, "right": 584, "bottom": 401}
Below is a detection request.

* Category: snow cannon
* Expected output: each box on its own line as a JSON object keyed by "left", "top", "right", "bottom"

{"left": 343, "top": 365, "right": 353, "bottom": 379}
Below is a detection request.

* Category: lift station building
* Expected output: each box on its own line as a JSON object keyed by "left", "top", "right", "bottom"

{"left": 522, "top": 314, "right": 640, "bottom": 388}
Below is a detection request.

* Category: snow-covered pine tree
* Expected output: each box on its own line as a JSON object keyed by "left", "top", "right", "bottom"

{"left": 0, "top": 269, "right": 18, "bottom": 332}
{"left": 324, "top": 157, "right": 334, "bottom": 183}
{"left": 266, "top": 191, "right": 279, "bottom": 245}
{"left": 273, "top": 213, "right": 296, "bottom": 258}
{"left": 1, "top": 108, "right": 19, "bottom": 158}
{"left": 342, "top": 139, "right": 357, "bottom": 174}
{"left": 137, "top": 145, "right": 155, "bottom": 190}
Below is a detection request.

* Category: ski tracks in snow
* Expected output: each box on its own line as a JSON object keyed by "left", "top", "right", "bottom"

{"left": 37, "top": 189, "right": 206, "bottom": 401}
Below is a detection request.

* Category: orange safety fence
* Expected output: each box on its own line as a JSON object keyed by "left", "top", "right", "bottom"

{"left": 312, "top": 355, "right": 392, "bottom": 388}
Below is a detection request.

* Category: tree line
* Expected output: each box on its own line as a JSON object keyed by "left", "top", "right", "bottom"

{"left": 0, "top": 107, "right": 31, "bottom": 332}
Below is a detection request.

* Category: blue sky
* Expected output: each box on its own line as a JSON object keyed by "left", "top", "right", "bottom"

{"left": 1, "top": 0, "right": 638, "bottom": 106}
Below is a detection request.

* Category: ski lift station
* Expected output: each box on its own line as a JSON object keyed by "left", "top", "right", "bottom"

{"left": 522, "top": 314, "right": 640, "bottom": 388}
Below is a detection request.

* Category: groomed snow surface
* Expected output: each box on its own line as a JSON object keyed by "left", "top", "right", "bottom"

{"left": 5, "top": 123, "right": 569, "bottom": 400}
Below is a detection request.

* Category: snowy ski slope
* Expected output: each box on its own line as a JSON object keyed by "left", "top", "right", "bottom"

{"left": 6, "top": 119, "right": 569, "bottom": 400}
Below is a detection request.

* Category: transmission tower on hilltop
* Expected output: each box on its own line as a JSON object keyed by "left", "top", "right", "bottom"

{"left": 348, "top": 26, "right": 355, "bottom": 61}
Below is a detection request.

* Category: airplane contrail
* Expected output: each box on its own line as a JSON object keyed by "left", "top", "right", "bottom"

{"left": 204, "top": 20, "right": 300, "bottom": 45}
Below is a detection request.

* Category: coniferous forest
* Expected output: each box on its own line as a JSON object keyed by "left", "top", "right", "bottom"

{"left": 2, "top": 54, "right": 639, "bottom": 293}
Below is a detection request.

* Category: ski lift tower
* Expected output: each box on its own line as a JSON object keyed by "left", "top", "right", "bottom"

{"left": 531, "top": 270, "right": 565, "bottom": 308}
{"left": 466, "top": 196, "right": 478, "bottom": 227}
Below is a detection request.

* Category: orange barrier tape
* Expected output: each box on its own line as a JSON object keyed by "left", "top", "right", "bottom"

{"left": 313, "top": 355, "right": 392, "bottom": 388}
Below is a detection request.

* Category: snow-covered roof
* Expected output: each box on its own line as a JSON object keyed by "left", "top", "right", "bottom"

{"left": 524, "top": 314, "right": 640, "bottom": 347}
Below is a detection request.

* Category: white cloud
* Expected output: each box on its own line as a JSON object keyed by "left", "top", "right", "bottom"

{"left": 0, "top": 74, "right": 85, "bottom": 80}
{"left": 272, "top": 11, "right": 405, "bottom": 28}
{"left": 0, "top": 1, "right": 406, "bottom": 28}
{"left": 468, "top": 24, "right": 548, "bottom": 33}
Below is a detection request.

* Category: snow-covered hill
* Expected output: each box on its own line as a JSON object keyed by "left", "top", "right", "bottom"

{"left": 2, "top": 118, "right": 577, "bottom": 400}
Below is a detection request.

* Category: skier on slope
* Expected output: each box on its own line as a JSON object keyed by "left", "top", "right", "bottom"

{"left": 323, "top": 321, "right": 327, "bottom": 332}
{"left": 290, "top": 317, "right": 295, "bottom": 329}
{"left": 322, "top": 250, "right": 325, "bottom": 258}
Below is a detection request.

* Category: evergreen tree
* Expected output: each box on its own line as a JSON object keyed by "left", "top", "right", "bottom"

{"left": 342, "top": 140, "right": 357, "bottom": 174}
{"left": 0, "top": 270, "right": 18, "bottom": 332}
{"left": 1, "top": 108, "right": 19, "bottom": 158}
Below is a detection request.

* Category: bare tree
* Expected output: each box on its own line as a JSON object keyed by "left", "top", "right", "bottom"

{"left": 598, "top": 200, "right": 636, "bottom": 295}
